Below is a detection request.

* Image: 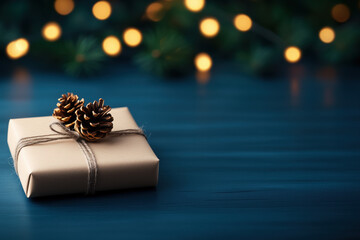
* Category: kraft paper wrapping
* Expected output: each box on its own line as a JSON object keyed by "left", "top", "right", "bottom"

{"left": 7, "top": 107, "right": 159, "bottom": 198}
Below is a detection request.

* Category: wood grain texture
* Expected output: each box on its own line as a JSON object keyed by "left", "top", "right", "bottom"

{"left": 0, "top": 64, "right": 359, "bottom": 239}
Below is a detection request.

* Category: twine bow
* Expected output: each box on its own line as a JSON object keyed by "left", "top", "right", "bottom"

{"left": 14, "top": 122, "right": 145, "bottom": 195}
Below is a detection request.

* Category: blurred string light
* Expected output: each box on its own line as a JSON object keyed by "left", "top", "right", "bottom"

{"left": 195, "top": 53, "right": 212, "bottom": 71}
{"left": 92, "top": 1, "right": 112, "bottom": 20}
{"left": 331, "top": 4, "right": 350, "bottom": 23}
{"left": 184, "top": 0, "right": 205, "bottom": 12}
{"left": 284, "top": 46, "right": 301, "bottom": 63}
{"left": 4, "top": 1, "right": 349, "bottom": 76}
{"left": 54, "top": 0, "right": 74, "bottom": 15}
{"left": 319, "top": 27, "right": 335, "bottom": 44}
{"left": 102, "top": 36, "right": 121, "bottom": 56}
{"left": 146, "top": 2, "right": 164, "bottom": 22}
{"left": 123, "top": 28, "right": 142, "bottom": 47}
{"left": 233, "top": 14, "right": 252, "bottom": 32}
{"left": 6, "top": 38, "right": 30, "bottom": 60}
{"left": 199, "top": 18, "right": 220, "bottom": 38}
{"left": 42, "top": 22, "right": 62, "bottom": 41}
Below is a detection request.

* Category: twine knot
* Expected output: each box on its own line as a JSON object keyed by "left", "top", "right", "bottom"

{"left": 49, "top": 122, "right": 81, "bottom": 141}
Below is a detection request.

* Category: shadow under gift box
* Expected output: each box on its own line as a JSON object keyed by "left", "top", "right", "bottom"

{"left": 7, "top": 107, "right": 159, "bottom": 198}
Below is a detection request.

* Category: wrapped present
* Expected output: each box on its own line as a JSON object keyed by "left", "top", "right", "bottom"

{"left": 7, "top": 105, "right": 159, "bottom": 198}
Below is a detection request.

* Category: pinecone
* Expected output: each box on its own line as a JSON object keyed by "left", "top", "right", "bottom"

{"left": 74, "top": 98, "right": 113, "bottom": 141}
{"left": 53, "top": 93, "right": 84, "bottom": 129}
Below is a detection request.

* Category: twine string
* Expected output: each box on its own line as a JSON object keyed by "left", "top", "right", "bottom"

{"left": 14, "top": 122, "right": 145, "bottom": 195}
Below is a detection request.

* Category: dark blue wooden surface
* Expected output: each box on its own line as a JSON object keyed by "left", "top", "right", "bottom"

{"left": 0, "top": 63, "right": 359, "bottom": 239}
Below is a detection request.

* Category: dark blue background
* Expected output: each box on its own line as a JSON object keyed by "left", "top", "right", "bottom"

{"left": 0, "top": 63, "right": 359, "bottom": 239}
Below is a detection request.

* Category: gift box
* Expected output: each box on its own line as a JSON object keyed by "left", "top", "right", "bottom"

{"left": 7, "top": 107, "right": 159, "bottom": 198}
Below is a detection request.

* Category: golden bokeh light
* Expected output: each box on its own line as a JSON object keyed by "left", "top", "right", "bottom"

{"left": 42, "top": 22, "right": 62, "bottom": 41}
{"left": 331, "top": 4, "right": 350, "bottom": 23}
{"left": 102, "top": 36, "right": 121, "bottom": 56}
{"left": 199, "top": 18, "right": 220, "bottom": 38}
{"left": 319, "top": 27, "right": 335, "bottom": 44}
{"left": 54, "top": 0, "right": 74, "bottom": 15}
{"left": 284, "top": 46, "right": 301, "bottom": 63}
{"left": 184, "top": 0, "right": 205, "bottom": 12}
{"left": 195, "top": 53, "right": 212, "bottom": 71}
{"left": 233, "top": 14, "right": 252, "bottom": 32}
{"left": 123, "top": 28, "right": 143, "bottom": 47}
{"left": 6, "top": 38, "right": 30, "bottom": 60}
{"left": 92, "top": 1, "right": 112, "bottom": 20}
{"left": 146, "top": 2, "right": 164, "bottom": 22}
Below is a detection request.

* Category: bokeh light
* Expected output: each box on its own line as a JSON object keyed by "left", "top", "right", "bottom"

{"left": 102, "top": 36, "right": 121, "bottom": 56}
{"left": 319, "top": 27, "right": 335, "bottom": 44}
{"left": 331, "top": 4, "right": 350, "bottom": 23}
{"left": 92, "top": 1, "right": 112, "bottom": 20}
{"left": 123, "top": 28, "right": 143, "bottom": 47}
{"left": 42, "top": 22, "right": 62, "bottom": 41}
{"left": 184, "top": 0, "right": 205, "bottom": 12}
{"left": 199, "top": 18, "right": 220, "bottom": 38}
{"left": 284, "top": 46, "right": 301, "bottom": 63}
{"left": 6, "top": 38, "right": 30, "bottom": 60}
{"left": 54, "top": 0, "right": 74, "bottom": 15}
{"left": 195, "top": 53, "right": 212, "bottom": 71}
{"left": 233, "top": 14, "right": 252, "bottom": 32}
{"left": 146, "top": 2, "right": 164, "bottom": 22}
